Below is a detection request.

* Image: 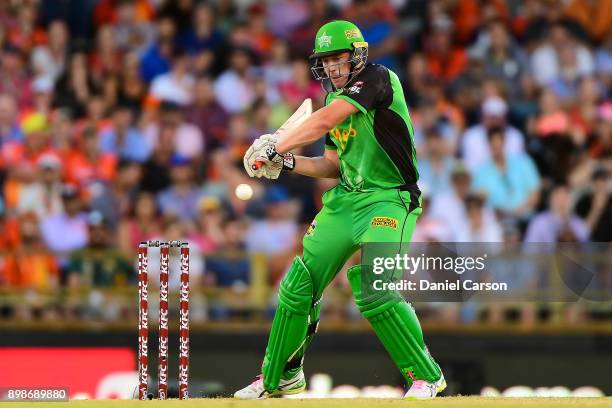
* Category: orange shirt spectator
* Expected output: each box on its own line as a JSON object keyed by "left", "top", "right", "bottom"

{"left": 565, "top": 0, "right": 612, "bottom": 43}
{"left": 452, "top": 0, "right": 509, "bottom": 45}
{"left": 426, "top": 48, "right": 468, "bottom": 84}
{"left": 64, "top": 130, "right": 118, "bottom": 188}
{"left": 1, "top": 212, "right": 59, "bottom": 289}
{"left": 94, "top": 0, "right": 155, "bottom": 27}
{"left": 425, "top": 16, "right": 469, "bottom": 84}
{"left": 3, "top": 250, "right": 59, "bottom": 289}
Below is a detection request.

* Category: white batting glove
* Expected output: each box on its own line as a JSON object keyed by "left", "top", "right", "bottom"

{"left": 243, "top": 134, "right": 278, "bottom": 177}
{"left": 258, "top": 144, "right": 295, "bottom": 180}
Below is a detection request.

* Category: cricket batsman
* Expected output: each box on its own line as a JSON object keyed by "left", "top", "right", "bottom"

{"left": 236, "top": 20, "right": 445, "bottom": 400}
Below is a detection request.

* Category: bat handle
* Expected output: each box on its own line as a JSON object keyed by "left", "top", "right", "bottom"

{"left": 251, "top": 160, "right": 265, "bottom": 171}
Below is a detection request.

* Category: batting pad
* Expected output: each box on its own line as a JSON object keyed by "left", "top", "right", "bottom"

{"left": 263, "top": 256, "right": 314, "bottom": 391}
{"left": 348, "top": 265, "right": 441, "bottom": 383}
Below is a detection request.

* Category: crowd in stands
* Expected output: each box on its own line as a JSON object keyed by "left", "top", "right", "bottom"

{"left": 0, "top": 0, "right": 610, "bottom": 323}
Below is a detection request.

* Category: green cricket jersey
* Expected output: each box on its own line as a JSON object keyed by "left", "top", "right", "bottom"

{"left": 325, "top": 63, "right": 419, "bottom": 192}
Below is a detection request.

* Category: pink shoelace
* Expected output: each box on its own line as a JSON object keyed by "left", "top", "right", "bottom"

{"left": 410, "top": 380, "right": 429, "bottom": 390}
{"left": 250, "top": 374, "right": 264, "bottom": 389}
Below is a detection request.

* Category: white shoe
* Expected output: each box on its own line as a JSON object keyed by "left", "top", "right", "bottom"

{"left": 234, "top": 370, "right": 306, "bottom": 399}
{"left": 403, "top": 374, "right": 446, "bottom": 400}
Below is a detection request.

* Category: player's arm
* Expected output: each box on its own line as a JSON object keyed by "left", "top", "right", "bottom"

{"left": 275, "top": 99, "right": 358, "bottom": 154}
{"left": 292, "top": 148, "right": 339, "bottom": 179}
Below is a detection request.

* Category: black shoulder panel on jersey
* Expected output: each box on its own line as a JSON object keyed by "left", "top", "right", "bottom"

{"left": 339, "top": 64, "right": 393, "bottom": 111}
{"left": 373, "top": 108, "right": 418, "bottom": 185}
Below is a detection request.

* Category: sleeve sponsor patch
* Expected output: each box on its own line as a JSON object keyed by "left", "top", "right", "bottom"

{"left": 370, "top": 216, "right": 398, "bottom": 229}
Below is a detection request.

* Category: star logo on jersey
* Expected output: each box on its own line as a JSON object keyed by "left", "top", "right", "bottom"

{"left": 318, "top": 32, "right": 332, "bottom": 48}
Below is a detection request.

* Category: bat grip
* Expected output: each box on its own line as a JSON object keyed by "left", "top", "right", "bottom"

{"left": 252, "top": 160, "right": 265, "bottom": 171}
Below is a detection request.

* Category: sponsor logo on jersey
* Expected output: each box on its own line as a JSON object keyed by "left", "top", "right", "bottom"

{"left": 305, "top": 220, "right": 317, "bottom": 236}
{"left": 330, "top": 123, "right": 357, "bottom": 151}
{"left": 318, "top": 32, "right": 332, "bottom": 48}
{"left": 345, "top": 29, "right": 361, "bottom": 39}
{"left": 347, "top": 81, "right": 363, "bottom": 94}
{"left": 371, "top": 216, "right": 398, "bottom": 229}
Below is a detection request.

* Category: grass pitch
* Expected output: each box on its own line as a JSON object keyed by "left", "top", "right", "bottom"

{"left": 3, "top": 398, "right": 611, "bottom": 408}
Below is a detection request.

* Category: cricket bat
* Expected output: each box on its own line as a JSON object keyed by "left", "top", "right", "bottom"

{"left": 251, "top": 98, "right": 312, "bottom": 170}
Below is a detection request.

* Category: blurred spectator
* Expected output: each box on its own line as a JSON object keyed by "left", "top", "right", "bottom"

{"left": 53, "top": 52, "right": 99, "bottom": 119}
{"left": 2, "top": 212, "right": 59, "bottom": 289}
{"left": 263, "top": 39, "right": 292, "bottom": 105}
{"left": 472, "top": 126, "right": 540, "bottom": 218}
{"left": 149, "top": 48, "right": 195, "bottom": 106}
{"left": 245, "top": 186, "right": 299, "bottom": 282}
{"left": 111, "top": 0, "right": 154, "bottom": 53}
{"left": 89, "top": 24, "right": 122, "bottom": 84}
{"left": 277, "top": 59, "right": 321, "bottom": 110}
{"left": 205, "top": 215, "right": 250, "bottom": 287}
{"left": 461, "top": 96, "right": 525, "bottom": 170}
{"left": 247, "top": 99, "right": 272, "bottom": 142}
{"left": 529, "top": 88, "right": 571, "bottom": 137}
{"left": 99, "top": 102, "right": 150, "bottom": 162}
{"left": 452, "top": 0, "right": 509, "bottom": 46}
{"left": 412, "top": 191, "right": 452, "bottom": 242}
{"left": 117, "top": 192, "right": 161, "bottom": 255}
{"left": 0, "top": 93, "right": 23, "bottom": 145}
{"left": 469, "top": 19, "right": 528, "bottom": 97}
{"left": 177, "top": 2, "right": 224, "bottom": 56}
{"left": 350, "top": 0, "right": 399, "bottom": 70}
{"left": 30, "top": 20, "right": 68, "bottom": 84}
{"left": 267, "top": 0, "right": 309, "bottom": 38}
{"left": 90, "top": 159, "right": 141, "bottom": 229}
{"left": 65, "top": 127, "right": 117, "bottom": 189}
{"left": 0, "top": 43, "right": 33, "bottom": 109}
{"left": 226, "top": 113, "right": 252, "bottom": 162}
{"left": 156, "top": 156, "right": 203, "bottom": 222}
{"left": 214, "top": 47, "right": 256, "bottom": 113}
{"left": 402, "top": 53, "right": 432, "bottom": 107}
{"left": 454, "top": 193, "right": 503, "bottom": 242}
{"left": 117, "top": 52, "right": 147, "bottom": 108}
{"left": 289, "top": 0, "right": 338, "bottom": 55}
{"left": 140, "top": 124, "right": 174, "bottom": 193}
{"left": 520, "top": 0, "right": 588, "bottom": 47}
{"left": 569, "top": 77, "right": 602, "bottom": 141}
{"left": 417, "top": 128, "right": 456, "bottom": 197}
{"left": 2, "top": 112, "right": 53, "bottom": 170}
{"left": 144, "top": 101, "right": 203, "bottom": 160}
{"left": 574, "top": 168, "right": 611, "bottom": 242}
{"left": 94, "top": 0, "right": 154, "bottom": 28}
{"left": 430, "top": 162, "right": 501, "bottom": 241}
{"left": 525, "top": 185, "right": 589, "bottom": 243}
{"left": 246, "top": 5, "right": 275, "bottom": 56}
{"left": 186, "top": 76, "right": 229, "bottom": 153}
{"left": 40, "top": 184, "right": 88, "bottom": 256}
{"left": 245, "top": 186, "right": 298, "bottom": 255}
{"left": 188, "top": 196, "right": 226, "bottom": 254}
{"left": 139, "top": 16, "right": 176, "bottom": 83}
{"left": 17, "top": 153, "right": 63, "bottom": 218}
{"left": 67, "top": 211, "right": 133, "bottom": 288}
{"left": 530, "top": 22, "right": 594, "bottom": 87}
{"left": 424, "top": 15, "right": 468, "bottom": 84}
{"left": 595, "top": 28, "right": 612, "bottom": 86}
{"left": 564, "top": 0, "right": 612, "bottom": 43}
